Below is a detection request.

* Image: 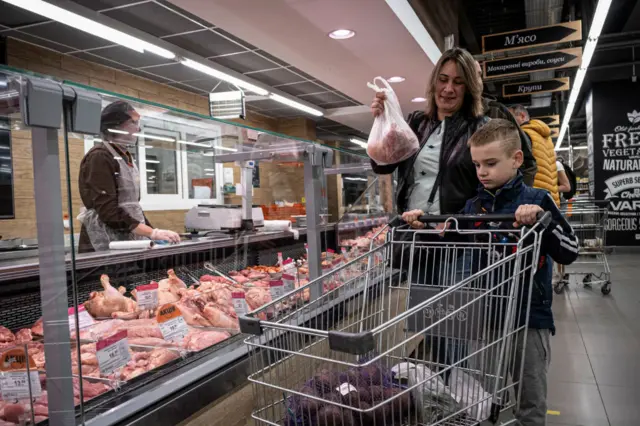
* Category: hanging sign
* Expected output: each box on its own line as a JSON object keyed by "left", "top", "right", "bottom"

{"left": 532, "top": 115, "right": 560, "bottom": 126}
{"left": 588, "top": 80, "right": 640, "bottom": 245}
{"left": 482, "top": 20, "right": 582, "bottom": 53}
{"left": 503, "top": 77, "right": 570, "bottom": 98}
{"left": 483, "top": 48, "right": 582, "bottom": 79}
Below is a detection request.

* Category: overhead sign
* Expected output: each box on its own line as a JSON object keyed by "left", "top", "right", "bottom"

{"left": 532, "top": 115, "right": 560, "bottom": 126}
{"left": 482, "top": 20, "right": 582, "bottom": 53}
{"left": 549, "top": 127, "right": 560, "bottom": 138}
{"left": 503, "top": 77, "right": 570, "bottom": 98}
{"left": 484, "top": 47, "right": 582, "bottom": 79}
{"left": 588, "top": 80, "right": 640, "bottom": 246}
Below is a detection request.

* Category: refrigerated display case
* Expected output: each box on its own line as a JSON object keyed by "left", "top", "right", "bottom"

{"left": 0, "top": 67, "right": 390, "bottom": 426}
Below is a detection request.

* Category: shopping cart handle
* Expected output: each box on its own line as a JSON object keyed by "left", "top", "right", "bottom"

{"left": 416, "top": 211, "right": 552, "bottom": 226}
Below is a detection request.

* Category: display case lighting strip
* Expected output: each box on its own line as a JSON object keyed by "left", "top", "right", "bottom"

{"left": 2, "top": 0, "right": 175, "bottom": 59}
{"left": 132, "top": 133, "right": 175, "bottom": 142}
{"left": 349, "top": 138, "right": 368, "bottom": 148}
{"left": 555, "top": 0, "right": 613, "bottom": 150}
{"left": 268, "top": 94, "right": 323, "bottom": 117}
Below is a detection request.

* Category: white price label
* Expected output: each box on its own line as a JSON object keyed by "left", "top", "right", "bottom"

{"left": 277, "top": 252, "right": 284, "bottom": 266}
{"left": 96, "top": 331, "right": 131, "bottom": 375}
{"left": 68, "top": 305, "right": 95, "bottom": 331}
{"left": 136, "top": 283, "right": 159, "bottom": 310}
{"left": 282, "top": 274, "right": 295, "bottom": 293}
{"left": 232, "top": 292, "right": 248, "bottom": 315}
{"left": 269, "top": 280, "right": 284, "bottom": 300}
{"left": 0, "top": 371, "right": 41, "bottom": 400}
{"left": 282, "top": 258, "right": 296, "bottom": 273}
{"left": 157, "top": 304, "right": 189, "bottom": 342}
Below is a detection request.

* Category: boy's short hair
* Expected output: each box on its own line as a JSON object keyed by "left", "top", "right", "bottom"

{"left": 468, "top": 118, "right": 521, "bottom": 155}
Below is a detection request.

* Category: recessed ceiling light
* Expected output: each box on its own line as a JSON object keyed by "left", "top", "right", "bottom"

{"left": 329, "top": 29, "right": 355, "bottom": 40}
{"left": 388, "top": 76, "right": 405, "bottom": 83}
{"left": 411, "top": 97, "right": 427, "bottom": 102}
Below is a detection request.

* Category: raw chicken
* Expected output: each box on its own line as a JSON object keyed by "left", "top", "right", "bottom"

{"left": 156, "top": 270, "right": 187, "bottom": 306}
{"left": 72, "top": 319, "right": 125, "bottom": 341}
{"left": 72, "top": 378, "right": 109, "bottom": 399}
{"left": 2, "top": 403, "right": 24, "bottom": 423}
{"left": 14, "top": 328, "right": 32, "bottom": 343}
{"left": 181, "top": 329, "right": 230, "bottom": 351}
{"left": 245, "top": 287, "right": 272, "bottom": 311}
{"left": 147, "top": 348, "right": 179, "bottom": 369}
{"left": 0, "top": 326, "right": 14, "bottom": 343}
{"left": 84, "top": 275, "right": 137, "bottom": 318}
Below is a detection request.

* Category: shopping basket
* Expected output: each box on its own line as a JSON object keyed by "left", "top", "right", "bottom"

{"left": 240, "top": 213, "right": 550, "bottom": 426}
{"left": 557, "top": 198, "right": 611, "bottom": 295}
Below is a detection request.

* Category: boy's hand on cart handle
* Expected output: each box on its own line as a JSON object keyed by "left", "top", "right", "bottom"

{"left": 514, "top": 205, "right": 544, "bottom": 227}
{"left": 435, "top": 222, "right": 450, "bottom": 236}
{"left": 402, "top": 209, "right": 425, "bottom": 229}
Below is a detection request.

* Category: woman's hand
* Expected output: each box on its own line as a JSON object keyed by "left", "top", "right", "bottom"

{"left": 151, "top": 228, "right": 181, "bottom": 244}
{"left": 514, "top": 205, "right": 543, "bottom": 227}
{"left": 402, "top": 209, "right": 425, "bottom": 229}
{"left": 371, "top": 92, "right": 386, "bottom": 117}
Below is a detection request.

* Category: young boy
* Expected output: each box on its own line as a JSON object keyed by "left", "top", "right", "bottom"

{"left": 465, "top": 119, "right": 579, "bottom": 426}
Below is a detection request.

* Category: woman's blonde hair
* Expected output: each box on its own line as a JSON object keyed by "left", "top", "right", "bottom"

{"left": 425, "top": 47, "right": 484, "bottom": 119}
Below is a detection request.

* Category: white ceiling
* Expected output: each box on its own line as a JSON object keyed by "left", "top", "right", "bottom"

{"left": 168, "top": 0, "right": 436, "bottom": 134}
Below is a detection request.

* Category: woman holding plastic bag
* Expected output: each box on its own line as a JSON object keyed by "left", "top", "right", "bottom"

{"left": 370, "top": 47, "right": 485, "bottom": 221}
{"left": 370, "top": 48, "right": 486, "bottom": 367}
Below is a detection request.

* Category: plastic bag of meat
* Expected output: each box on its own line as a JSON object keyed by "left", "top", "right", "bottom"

{"left": 366, "top": 77, "right": 419, "bottom": 165}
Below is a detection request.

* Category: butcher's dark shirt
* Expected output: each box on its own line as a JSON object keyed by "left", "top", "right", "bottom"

{"left": 77, "top": 143, "right": 151, "bottom": 253}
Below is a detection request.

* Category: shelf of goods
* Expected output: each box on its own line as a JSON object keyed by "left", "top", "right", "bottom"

{"left": 0, "top": 68, "right": 392, "bottom": 426}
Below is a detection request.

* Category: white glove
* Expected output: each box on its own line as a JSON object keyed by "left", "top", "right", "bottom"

{"left": 150, "top": 228, "right": 181, "bottom": 244}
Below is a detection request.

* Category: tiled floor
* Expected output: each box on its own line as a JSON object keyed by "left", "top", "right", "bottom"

{"left": 546, "top": 252, "right": 640, "bottom": 426}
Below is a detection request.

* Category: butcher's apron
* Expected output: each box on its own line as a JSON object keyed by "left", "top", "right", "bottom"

{"left": 78, "top": 141, "right": 148, "bottom": 251}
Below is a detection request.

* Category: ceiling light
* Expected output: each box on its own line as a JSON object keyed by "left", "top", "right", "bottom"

{"left": 411, "top": 97, "right": 427, "bottom": 102}
{"left": 212, "top": 115, "right": 243, "bottom": 120}
{"left": 93, "top": 138, "right": 103, "bottom": 143}
{"left": 147, "top": 169, "right": 155, "bottom": 173}
{"left": 181, "top": 59, "right": 269, "bottom": 96}
{"left": 205, "top": 173, "right": 215, "bottom": 176}
{"left": 328, "top": 29, "right": 355, "bottom": 40}
{"left": 133, "top": 133, "right": 175, "bottom": 142}
{"left": 269, "top": 94, "right": 323, "bottom": 117}
{"left": 2, "top": 0, "right": 175, "bottom": 59}
{"left": 145, "top": 159, "right": 160, "bottom": 164}
{"left": 344, "top": 177, "right": 368, "bottom": 182}
{"left": 556, "top": 0, "right": 613, "bottom": 150}
{"left": 349, "top": 138, "right": 368, "bottom": 149}
{"left": 387, "top": 76, "right": 405, "bottom": 83}
{"left": 202, "top": 146, "right": 239, "bottom": 156}
{"left": 385, "top": 0, "right": 441, "bottom": 64}
{"left": 108, "top": 129, "right": 129, "bottom": 135}
{"left": 178, "top": 140, "right": 213, "bottom": 148}
{"left": 204, "top": 168, "right": 215, "bottom": 172}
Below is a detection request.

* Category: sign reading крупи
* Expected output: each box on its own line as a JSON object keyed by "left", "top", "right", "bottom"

{"left": 482, "top": 21, "right": 582, "bottom": 53}
{"left": 503, "top": 77, "right": 570, "bottom": 98}
{"left": 484, "top": 48, "right": 582, "bottom": 79}
{"left": 588, "top": 81, "right": 640, "bottom": 245}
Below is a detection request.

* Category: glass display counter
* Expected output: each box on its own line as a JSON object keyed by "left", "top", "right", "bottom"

{"left": 0, "top": 67, "right": 388, "bottom": 426}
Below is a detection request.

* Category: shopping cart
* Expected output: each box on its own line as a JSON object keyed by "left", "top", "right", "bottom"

{"left": 240, "top": 213, "right": 550, "bottom": 426}
{"left": 556, "top": 198, "right": 611, "bottom": 295}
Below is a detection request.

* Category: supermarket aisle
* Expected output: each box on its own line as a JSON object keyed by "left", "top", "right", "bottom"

{"left": 547, "top": 252, "right": 640, "bottom": 426}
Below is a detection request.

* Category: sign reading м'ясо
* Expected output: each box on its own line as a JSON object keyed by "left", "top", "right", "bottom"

{"left": 482, "top": 21, "right": 582, "bottom": 53}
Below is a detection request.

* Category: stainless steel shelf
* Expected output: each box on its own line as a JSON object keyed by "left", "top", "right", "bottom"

{"left": 0, "top": 225, "right": 335, "bottom": 282}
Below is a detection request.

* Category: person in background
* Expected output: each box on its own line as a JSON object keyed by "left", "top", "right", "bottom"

{"left": 77, "top": 100, "right": 181, "bottom": 253}
{"left": 464, "top": 119, "right": 579, "bottom": 426}
{"left": 554, "top": 158, "right": 572, "bottom": 284}
{"left": 475, "top": 61, "right": 537, "bottom": 186}
{"left": 510, "top": 104, "right": 561, "bottom": 206}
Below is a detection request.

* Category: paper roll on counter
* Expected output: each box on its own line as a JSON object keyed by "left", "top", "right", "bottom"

{"left": 109, "top": 240, "right": 156, "bottom": 250}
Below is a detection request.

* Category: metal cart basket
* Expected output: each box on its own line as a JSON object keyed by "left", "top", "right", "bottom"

{"left": 240, "top": 213, "right": 550, "bottom": 426}
{"left": 557, "top": 198, "right": 611, "bottom": 295}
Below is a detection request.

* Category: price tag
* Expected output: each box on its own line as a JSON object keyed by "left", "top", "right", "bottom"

{"left": 277, "top": 252, "right": 284, "bottom": 267}
{"left": 269, "top": 280, "right": 284, "bottom": 300}
{"left": 232, "top": 292, "right": 248, "bottom": 315}
{"left": 326, "top": 248, "right": 335, "bottom": 260}
{"left": 68, "top": 305, "right": 95, "bottom": 331}
{"left": 96, "top": 330, "right": 131, "bottom": 375}
{"left": 282, "top": 274, "right": 296, "bottom": 293}
{"left": 0, "top": 348, "right": 41, "bottom": 400}
{"left": 0, "top": 371, "right": 41, "bottom": 400}
{"left": 136, "top": 283, "right": 159, "bottom": 310}
{"left": 156, "top": 304, "right": 189, "bottom": 342}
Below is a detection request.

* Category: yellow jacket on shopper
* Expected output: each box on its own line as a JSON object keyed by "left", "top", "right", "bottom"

{"left": 522, "top": 119, "right": 560, "bottom": 206}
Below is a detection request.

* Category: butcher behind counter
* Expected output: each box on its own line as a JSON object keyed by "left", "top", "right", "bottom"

{"left": 77, "top": 101, "right": 181, "bottom": 252}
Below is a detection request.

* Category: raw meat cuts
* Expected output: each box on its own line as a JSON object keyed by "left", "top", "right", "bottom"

{"left": 175, "top": 297, "right": 211, "bottom": 327}
{"left": 181, "top": 329, "right": 230, "bottom": 351}
{"left": 199, "top": 303, "right": 238, "bottom": 330}
{"left": 14, "top": 329, "right": 32, "bottom": 343}
{"left": 0, "top": 326, "right": 14, "bottom": 343}
{"left": 31, "top": 318, "right": 43, "bottom": 336}
{"left": 245, "top": 287, "right": 271, "bottom": 311}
